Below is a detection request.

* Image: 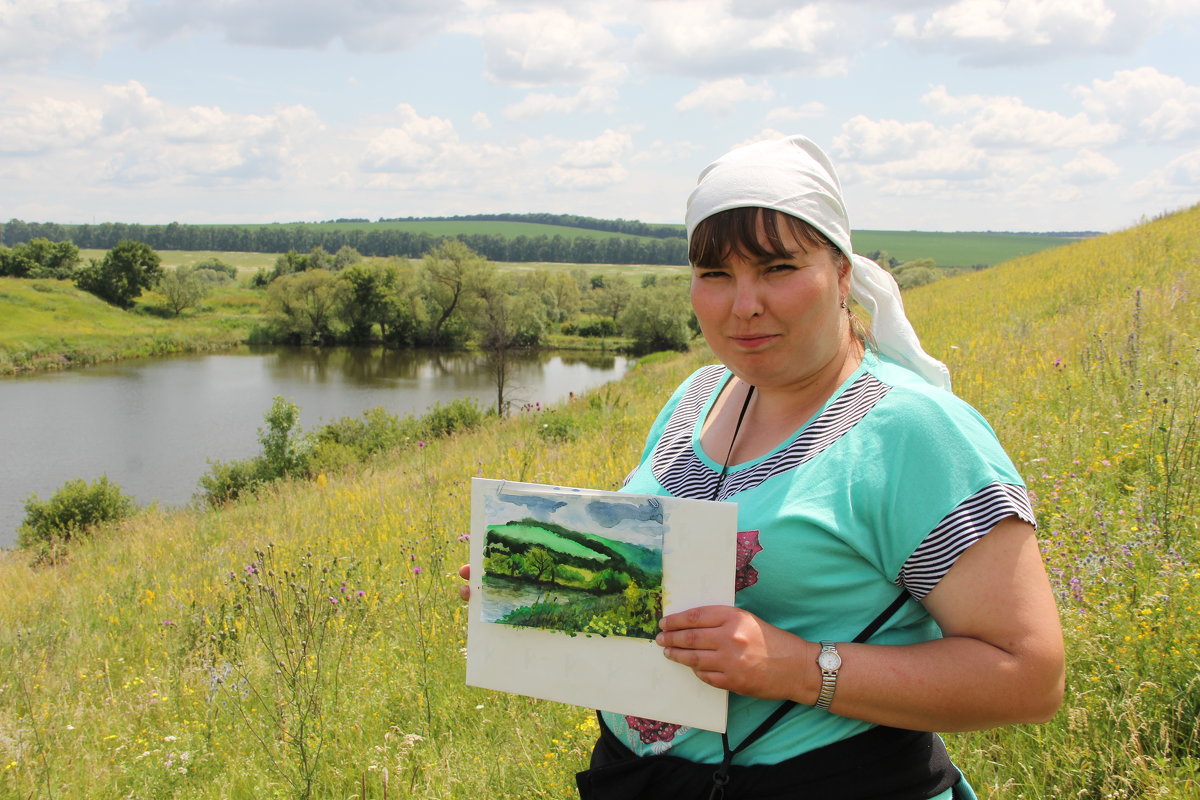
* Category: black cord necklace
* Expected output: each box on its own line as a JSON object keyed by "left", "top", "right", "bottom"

{"left": 712, "top": 382, "right": 755, "bottom": 502}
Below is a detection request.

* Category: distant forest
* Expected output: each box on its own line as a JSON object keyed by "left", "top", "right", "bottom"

{"left": 375, "top": 213, "right": 686, "bottom": 239}
{"left": 0, "top": 216, "right": 689, "bottom": 266}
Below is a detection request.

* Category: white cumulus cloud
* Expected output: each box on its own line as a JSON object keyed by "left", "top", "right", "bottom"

{"left": 675, "top": 78, "right": 775, "bottom": 115}
{"left": 1076, "top": 67, "right": 1200, "bottom": 142}
{"left": 361, "top": 105, "right": 459, "bottom": 173}
{"left": 921, "top": 85, "right": 1121, "bottom": 151}
{"left": 892, "top": 0, "right": 1189, "bottom": 65}
{"left": 1060, "top": 150, "right": 1121, "bottom": 184}
{"left": 634, "top": 1, "right": 850, "bottom": 78}
{"left": 0, "top": 0, "right": 129, "bottom": 69}
{"left": 474, "top": 8, "right": 627, "bottom": 87}
{"left": 834, "top": 116, "right": 942, "bottom": 163}
{"left": 503, "top": 86, "right": 618, "bottom": 121}
{"left": 550, "top": 129, "right": 632, "bottom": 189}
{"left": 132, "top": 0, "right": 462, "bottom": 52}
{"left": 0, "top": 78, "right": 325, "bottom": 185}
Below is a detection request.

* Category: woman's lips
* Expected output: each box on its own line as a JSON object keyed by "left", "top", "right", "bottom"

{"left": 729, "top": 334, "right": 778, "bottom": 349}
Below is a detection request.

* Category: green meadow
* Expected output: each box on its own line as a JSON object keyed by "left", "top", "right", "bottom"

{"left": 851, "top": 229, "right": 1090, "bottom": 268}
{"left": 0, "top": 205, "right": 1197, "bottom": 798}
{"left": 0, "top": 279, "right": 260, "bottom": 374}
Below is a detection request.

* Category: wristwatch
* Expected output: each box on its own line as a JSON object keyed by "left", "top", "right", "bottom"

{"left": 814, "top": 641, "right": 841, "bottom": 710}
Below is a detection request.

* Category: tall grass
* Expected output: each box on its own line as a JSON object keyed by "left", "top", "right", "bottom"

{"left": 0, "top": 205, "right": 1197, "bottom": 798}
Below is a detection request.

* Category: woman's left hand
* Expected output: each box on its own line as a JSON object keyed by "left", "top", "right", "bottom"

{"left": 657, "top": 605, "right": 814, "bottom": 702}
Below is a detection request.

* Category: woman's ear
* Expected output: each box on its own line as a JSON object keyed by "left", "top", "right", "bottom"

{"left": 837, "top": 251, "right": 853, "bottom": 291}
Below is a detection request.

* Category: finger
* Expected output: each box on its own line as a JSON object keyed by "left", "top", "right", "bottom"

{"left": 656, "top": 627, "right": 719, "bottom": 651}
{"left": 458, "top": 584, "right": 471, "bottom": 602}
{"left": 658, "top": 605, "right": 731, "bottom": 632}
{"left": 458, "top": 563, "right": 471, "bottom": 580}
{"left": 662, "top": 646, "right": 727, "bottom": 676}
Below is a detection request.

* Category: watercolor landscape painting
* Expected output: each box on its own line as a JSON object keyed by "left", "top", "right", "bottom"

{"left": 480, "top": 488, "right": 664, "bottom": 640}
{"left": 467, "top": 478, "right": 737, "bottom": 732}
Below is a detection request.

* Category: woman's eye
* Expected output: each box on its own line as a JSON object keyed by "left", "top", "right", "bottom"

{"left": 698, "top": 270, "right": 728, "bottom": 279}
{"left": 765, "top": 263, "right": 796, "bottom": 273}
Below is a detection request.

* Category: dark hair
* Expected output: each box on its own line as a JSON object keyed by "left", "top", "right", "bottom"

{"left": 688, "top": 207, "right": 846, "bottom": 269}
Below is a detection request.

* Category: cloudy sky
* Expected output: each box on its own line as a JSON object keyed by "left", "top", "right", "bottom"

{"left": 2, "top": 0, "right": 1198, "bottom": 233}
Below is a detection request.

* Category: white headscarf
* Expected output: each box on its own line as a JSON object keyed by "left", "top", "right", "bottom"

{"left": 685, "top": 134, "right": 952, "bottom": 392}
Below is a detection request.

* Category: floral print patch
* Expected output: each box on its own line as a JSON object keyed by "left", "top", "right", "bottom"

{"left": 736, "top": 529, "right": 763, "bottom": 592}
{"left": 624, "top": 715, "right": 683, "bottom": 745}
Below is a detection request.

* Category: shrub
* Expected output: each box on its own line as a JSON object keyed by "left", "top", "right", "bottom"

{"left": 198, "top": 397, "right": 308, "bottom": 506}
{"left": 562, "top": 315, "right": 617, "bottom": 337}
{"left": 17, "top": 475, "right": 137, "bottom": 548}
{"left": 259, "top": 396, "right": 310, "bottom": 479}
{"left": 311, "top": 406, "right": 406, "bottom": 461}
{"left": 418, "top": 397, "right": 485, "bottom": 439}
{"left": 191, "top": 257, "right": 238, "bottom": 280}
{"left": 536, "top": 411, "right": 580, "bottom": 442}
{"left": 197, "top": 456, "right": 265, "bottom": 505}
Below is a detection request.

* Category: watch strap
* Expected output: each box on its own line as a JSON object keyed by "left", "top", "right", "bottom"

{"left": 815, "top": 640, "right": 839, "bottom": 710}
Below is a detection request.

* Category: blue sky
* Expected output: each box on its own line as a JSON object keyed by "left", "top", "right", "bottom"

{"left": 2, "top": 0, "right": 1198, "bottom": 233}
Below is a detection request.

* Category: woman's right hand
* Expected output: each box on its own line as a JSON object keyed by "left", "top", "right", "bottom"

{"left": 458, "top": 563, "right": 471, "bottom": 602}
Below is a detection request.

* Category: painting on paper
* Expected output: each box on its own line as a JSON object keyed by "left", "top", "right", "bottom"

{"left": 480, "top": 487, "right": 664, "bottom": 641}
{"left": 466, "top": 478, "right": 736, "bottom": 733}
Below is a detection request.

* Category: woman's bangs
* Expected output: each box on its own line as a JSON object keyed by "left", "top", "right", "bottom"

{"left": 689, "top": 208, "right": 828, "bottom": 268}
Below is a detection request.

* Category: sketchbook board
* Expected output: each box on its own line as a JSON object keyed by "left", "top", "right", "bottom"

{"left": 466, "top": 477, "right": 737, "bottom": 733}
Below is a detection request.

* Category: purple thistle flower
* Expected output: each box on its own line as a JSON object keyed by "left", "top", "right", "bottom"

{"left": 413, "top": 567, "right": 423, "bottom": 575}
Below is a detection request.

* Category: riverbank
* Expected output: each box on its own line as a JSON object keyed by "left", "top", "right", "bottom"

{"left": 1, "top": 206, "right": 1197, "bottom": 797}
{"left": 0, "top": 277, "right": 634, "bottom": 375}
{"left": 0, "top": 278, "right": 261, "bottom": 374}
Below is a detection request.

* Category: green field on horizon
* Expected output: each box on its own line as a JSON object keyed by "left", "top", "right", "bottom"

{"left": 77, "top": 224, "right": 1087, "bottom": 270}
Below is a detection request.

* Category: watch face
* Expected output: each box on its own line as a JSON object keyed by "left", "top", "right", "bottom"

{"left": 818, "top": 649, "right": 841, "bottom": 671}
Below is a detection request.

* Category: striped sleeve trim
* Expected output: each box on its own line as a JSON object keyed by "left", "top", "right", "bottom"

{"left": 897, "top": 482, "right": 1037, "bottom": 600}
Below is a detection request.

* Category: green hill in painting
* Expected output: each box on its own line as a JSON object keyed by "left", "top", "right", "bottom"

{"left": 486, "top": 517, "right": 661, "bottom": 585}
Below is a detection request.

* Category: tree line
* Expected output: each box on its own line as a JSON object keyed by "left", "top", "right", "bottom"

{"left": 0, "top": 218, "right": 688, "bottom": 265}
{"left": 378, "top": 213, "right": 685, "bottom": 240}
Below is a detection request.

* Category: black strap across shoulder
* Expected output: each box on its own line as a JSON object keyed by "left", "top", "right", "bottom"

{"left": 707, "top": 589, "right": 911, "bottom": 799}
{"left": 577, "top": 589, "right": 959, "bottom": 800}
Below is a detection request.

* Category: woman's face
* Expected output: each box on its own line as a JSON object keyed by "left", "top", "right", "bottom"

{"left": 690, "top": 215, "right": 852, "bottom": 391}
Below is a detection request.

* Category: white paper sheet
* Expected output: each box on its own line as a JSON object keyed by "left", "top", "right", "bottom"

{"left": 465, "top": 477, "right": 737, "bottom": 733}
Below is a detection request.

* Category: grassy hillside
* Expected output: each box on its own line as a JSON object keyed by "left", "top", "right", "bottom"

{"left": 0, "top": 280, "right": 260, "bottom": 373}
{"left": 0, "top": 205, "right": 1196, "bottom": 798}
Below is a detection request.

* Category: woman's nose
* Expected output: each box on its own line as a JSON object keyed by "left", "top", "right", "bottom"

{"left": 731, "top": 277, "right": 764, "bottom": 318}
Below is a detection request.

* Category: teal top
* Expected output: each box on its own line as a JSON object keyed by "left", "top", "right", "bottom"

{"left": 601, "top": 351, "right": 1033, "bottom": 775}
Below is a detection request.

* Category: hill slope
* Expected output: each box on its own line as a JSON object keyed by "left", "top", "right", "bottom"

{"left": 0, "top": 204, "right": 1196, "bottom": 798}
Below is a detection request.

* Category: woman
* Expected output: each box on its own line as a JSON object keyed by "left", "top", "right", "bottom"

{"left": 466, "top": 135, "right": 1064, "bottom": 798}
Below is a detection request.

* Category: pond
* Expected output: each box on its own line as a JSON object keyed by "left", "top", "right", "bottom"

{"left": 0, "top": 345, "right": 629, "bottom": 548}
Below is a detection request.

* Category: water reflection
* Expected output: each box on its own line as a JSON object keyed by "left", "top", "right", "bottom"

{"left": 0, "top": 346, "right": 628, "bottom": 548}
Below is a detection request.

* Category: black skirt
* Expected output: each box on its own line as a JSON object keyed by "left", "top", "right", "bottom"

{"left": 576, "top": 713, "right": 960, "bottom": 800}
